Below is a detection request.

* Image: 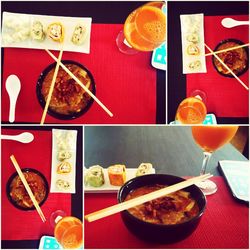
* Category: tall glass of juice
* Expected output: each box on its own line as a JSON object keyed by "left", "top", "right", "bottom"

{"left": 116, "top": 2, "right": 166, "bottom": 54}
{"left": 191, "top": 125, "right": 239, "bottom": 195}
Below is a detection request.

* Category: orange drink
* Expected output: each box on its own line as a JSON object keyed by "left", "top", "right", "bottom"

{"left": 175, "top": 97, "right": 207, "bottom": 124}
{"left": 54, "top": 216, "right": 83, "bottom": 249}
{"left": 192, "top": 126, "right": 239, "bottom": 153}
{"left": 191, "top": 125, "right": 238, "bottom": 195}
{"left": 123, "top": 3, "right": 166, "bottom": 51}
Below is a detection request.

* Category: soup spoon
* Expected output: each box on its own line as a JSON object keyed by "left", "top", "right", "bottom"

{"left": 221, "top": 18, "right": 249, "bottom": 28}
{"left": 5, "top": 74, "right": 21, "bottom": 123}
{"left": 0, "top": 132, "right": 34, "bottom": 143}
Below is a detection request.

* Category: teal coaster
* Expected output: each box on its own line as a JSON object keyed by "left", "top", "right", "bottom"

{"left": 202, "top": 114, "right": 217, "bottom": 124}
{"left": 39, "top": 236, "right": 62, "bottom": 249}
{"left": 151, "top": 43, "right": 166, "bottom": 70}
{"left": 169, "top": 114, "right": 217, "bottom": 125}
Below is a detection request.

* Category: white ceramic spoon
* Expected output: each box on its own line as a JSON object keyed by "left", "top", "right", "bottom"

{"left": 5, "top": 75, "right": 21, "bottom": 123}
{"left": 0, "top": 132, "right": 34, "bottom": 143}
{"left": 221, "top": 18, "right": 249, "bottom": 28}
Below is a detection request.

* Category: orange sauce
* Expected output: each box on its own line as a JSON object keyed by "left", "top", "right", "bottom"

{"left": 54, "top": 216, "right": 83, "bottom": 249}
{"left": 124, "top": 3, "right": 166, "bottom": 51}
{"left": 175, "top": 97, "right": 207, "bottom": 124}
{"left": 191, "top": 126, "right": 239, "bottom": 152}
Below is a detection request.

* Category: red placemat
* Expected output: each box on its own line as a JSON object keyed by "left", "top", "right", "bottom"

{"left": 1, "top": 24, "right": 157, "bottom": 124}
{"left": 84, "top": 176, "right": 249, "bottom": 249}
{"left": 1, "top": 128, "right": 71, "bottom": 240}
{"left": 186, "top": 15, "right": 249, "bottom": 117}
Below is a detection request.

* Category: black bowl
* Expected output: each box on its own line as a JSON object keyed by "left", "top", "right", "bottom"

{"left": 36, "top": 60, "right": 96, "bottom": 120}
{"left": 6, "top": 168, "right": 49, "bottom": 211}
{"left": 212, "top": 38, "right": 249, "bottom": 78}
{"left": 118, "top": 174, "right": 206, "bottom": 243}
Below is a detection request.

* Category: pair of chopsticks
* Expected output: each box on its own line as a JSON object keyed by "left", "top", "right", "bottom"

{"left": 85, "top": 173, "right": 213, "bottom": 222}
{"left": 40, "top": 49, "right": 113, "bottom": 124}
{"left": 40, "top": 49, "right": 64, "bottom": 125}
{"left": 10, "top": 155, "right": 46, "bottom": 223}
{"left": 204, "top": 43, "right": 249, "bottom": 91}
{"left": 204, "top": 43, "right": 249, "bottom": 56}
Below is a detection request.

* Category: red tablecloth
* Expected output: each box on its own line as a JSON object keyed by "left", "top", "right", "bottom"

{"left": 84, "top": 176, "right": 249, "bottom": 249}
{"left": 1, "top": 24, "right": 157, "bottom": 124}
{"left": 1, "top": 128, "right": 71, "bottom": 240}
{"left": 187, "top": 15, "right": 249, "bottom": 117}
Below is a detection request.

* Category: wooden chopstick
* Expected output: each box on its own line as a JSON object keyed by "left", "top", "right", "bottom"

{"left": 205, "top": 43, "right": 249, "bottom": 91}
{"left": 10, "top": 155, "right": 46, "bottom": 223}
{"left": 45, "top": 49, "right": 113, "bottom": 117}
{"left": 204, "top": 43, "right": 249, "bottom": 56}
{"left": 40, "top": 49, "right": 64, "bottom": 125}
{"left": 85, "top": 173, "right": 213, "bottom": 222}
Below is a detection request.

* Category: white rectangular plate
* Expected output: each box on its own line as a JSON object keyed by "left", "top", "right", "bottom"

{"left": 2, "top": 12, "right": 92, "bottom": 53}
{"left": 180, "top": 13, "right": 207, "bottom": 74}
{"left": 84, "top": 168, "right": 156, "bottom": 193}
{"left": 51, "top": 129, "right": 77, "bottom": 193}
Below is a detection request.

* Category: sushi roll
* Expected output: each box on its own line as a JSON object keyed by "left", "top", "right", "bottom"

{"left": 31, "top": 21, "right": 45, "bottom": 41}
{"left": 56, "top": 179, "right": 70, "bottom": 190}
{"left": 108, "top": 164, "right": 126, "bottom": 186}
{"left": 71, "top": 24, "right": 88, "bottom": 45}
{"left": 57, "top": 150, "right": 72, "bottom": 161}
{"left": 186, "top": 33, "right": 199, "bottom": 43}
{"left": 187, "top": 44, "right": 200, "bottom": 56}
{"left": 188, "top": 60, "right": 201, "bottom": 70}
{"left": 47, "top": 22, "right": 65, "bottom": 43}
{"left": 57, "top": 161, "right": 72, "bottom": 174}
{"left": 85, "top": 165, "right": 105, "bottom": 187}
{"left": 136, "top": 163, "right": 154, "bottom": 177}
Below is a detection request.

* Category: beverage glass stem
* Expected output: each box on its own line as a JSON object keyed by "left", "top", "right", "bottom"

{"left": 200, "top": 151, "right": 212, "bottom": 175}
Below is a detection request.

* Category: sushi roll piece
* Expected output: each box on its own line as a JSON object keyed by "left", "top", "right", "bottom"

{"left": 136, "top": 163, "right": 154, "bottom": 177}
{"left": 108, "top": 164, "right": 126, "bottom": 186}
{"left": 85, "top": 165, "right": 105, "bottom": 187}
{"left": 47, "top": 22, "right": 65, "bottom": 43}
{"left": 186, "top": 33, "right": 199, "bottom": 43}
{"left": 71, "top": 24, "right": 88, "bottom": 45}
{"left": 57, "top": 161, "right": 72, "bottom": 174}
{"left": 31, "top": 21, "right": 45, "bottom": 41}
{"left": 56, "top": 179, "right": 70, "bottom": 190}
{"left": 187, "top": 44, "right": 200, "bottom": 55}
{"left": 57, "top": 150, "right": 72, "bottom": 161}
{"left": 188, "top": 60, "right": 202, "bottom": 70}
